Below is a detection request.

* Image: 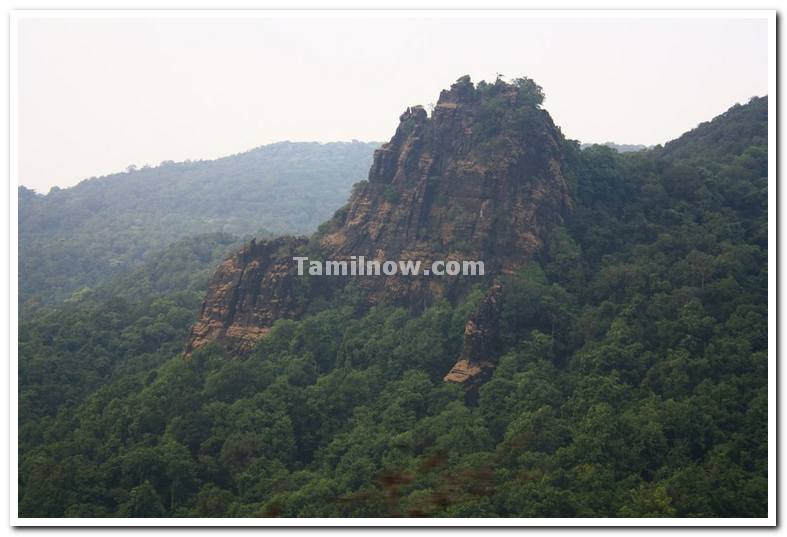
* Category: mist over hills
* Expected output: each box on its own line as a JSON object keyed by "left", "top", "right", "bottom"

{"left": 579, "top": 142, "right": 650, "bottom": 153}
{"left": 19, "top": 141, "right": 379, "bottom": 305}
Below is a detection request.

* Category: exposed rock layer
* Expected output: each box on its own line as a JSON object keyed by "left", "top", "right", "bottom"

{"left": 186, "top": 77, "right": 573, "bottom": 382}
{"left": 444, "top": 281, "right": 503, "bottom": 386}
{"left": 185, "top": 236, "right": 308, "bottom": 356}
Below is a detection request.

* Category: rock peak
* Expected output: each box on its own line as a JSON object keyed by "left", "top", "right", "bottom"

{"left": 187, "top": 76, "right": 572, "bottom": 384}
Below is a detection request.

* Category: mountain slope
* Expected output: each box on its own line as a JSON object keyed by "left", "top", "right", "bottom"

{"left": 18, "top": 232, "right": 245, "bottom": 422}
{"left": 18, "top": 81, "right": 768, "bottom": 518}
{"left": 659, "top": 96, "right": 767, "bottom": 162}
{"left": 19, "top": 141, "right": 378, "bottom": 305}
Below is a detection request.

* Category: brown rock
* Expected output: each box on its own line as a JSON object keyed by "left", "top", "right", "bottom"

{"left": 186, "top": 77, "right": 571, "bottom": 366}
{"left": 444, "top": 281, "right": 503, "bottom": 385}
{"left": 184, "top": 236, "right": 309, "bottom": 357}
{"left": 318, "top": 77, "right": 571, "bottom": 307}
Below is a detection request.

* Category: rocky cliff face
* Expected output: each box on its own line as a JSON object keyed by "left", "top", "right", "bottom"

{"left": 185, "top": 236, "right": 309, "bottom": 356}
{"left": 443, "top": 281, "right": 503, "bottom": 387}
{"left": 319, "top": 76, "right": 571, "bottom": 305}
{"left": 186, "top": 76, "right": 572, "bottom": 383}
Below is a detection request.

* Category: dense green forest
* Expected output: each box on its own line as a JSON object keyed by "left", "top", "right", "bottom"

{"left": 19, "top": 141, "right": 377, "bottom": 306}
{"left": 18, "top": 97, "right": 767, "bottom": 517}
{"left": 19, "top": 232, "right": 245, "bottom": 425}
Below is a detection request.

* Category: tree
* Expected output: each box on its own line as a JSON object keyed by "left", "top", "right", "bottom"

{"left": 118, "top": 481, "right": 166, "bottom": 518}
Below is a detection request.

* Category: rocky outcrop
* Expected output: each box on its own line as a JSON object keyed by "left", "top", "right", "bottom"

{"left": 319, "top": 76, "right": 571, "bottom": 307}
{"left": 444, "top": 281, "right": 503, "bottom": 386}
{"left": 186, "top": 76, "right": 572, "bottom": 380}
{"left": 185, "top": 236, "right": 309, "bottom": 356}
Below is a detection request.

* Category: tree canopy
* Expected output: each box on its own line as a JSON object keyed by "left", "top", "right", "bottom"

{"left": 18, "top": 97, "right": 768, "bottom": 518}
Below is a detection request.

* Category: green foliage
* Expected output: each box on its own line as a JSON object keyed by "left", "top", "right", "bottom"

{"left": 512, "top": 76, "right": 545, "bottom": 106}
{"left": 18, "top": 97, "right": 767, "bottom": 517}
{"left": 19, "top": 141, "right": 378, "bottom": 305}
{"left": 659, "top": 96, "right": 767, "bottom": 163}
{"left": 383, "top": 185, "right": 400, "bottom": 204}
{"left": 470, "top": 76, "right": 548, "bottom": 155}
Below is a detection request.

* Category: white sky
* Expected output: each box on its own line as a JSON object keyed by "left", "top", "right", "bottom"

{"left": 18, "top": 15, "right": 768, "bottom": 192}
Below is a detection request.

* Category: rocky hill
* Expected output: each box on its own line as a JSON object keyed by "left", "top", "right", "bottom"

{"left": 186, "top": 76, "right": 572, "bottom": 385}
{"left": 18, "top": 80, "right": 768, "bottom": 518}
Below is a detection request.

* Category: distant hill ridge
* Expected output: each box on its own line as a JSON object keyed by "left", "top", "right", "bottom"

{"left": 19, "top": 140, "right": 379, "bottom": 305}
{"left": 579, "top": 142, "right": 651, "bottom": 153}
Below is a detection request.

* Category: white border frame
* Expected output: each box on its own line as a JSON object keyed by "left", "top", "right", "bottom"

{"left": 8, "top": 8, "right": 777, "bottom": 527}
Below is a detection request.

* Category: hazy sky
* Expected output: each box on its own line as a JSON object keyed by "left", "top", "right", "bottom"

{"left": 18, "top": 15, "right": 769, "bottom": 192}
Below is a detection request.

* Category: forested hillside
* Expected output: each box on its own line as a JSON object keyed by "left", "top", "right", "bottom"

{"left": 19, "top": 232, "right": 245, "bottom": 423}
{"left": 19, "top": 141, "right": 378, "bottom": 305}
{"left": 18, "top": 95, "right": 767, "bottom": 518}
